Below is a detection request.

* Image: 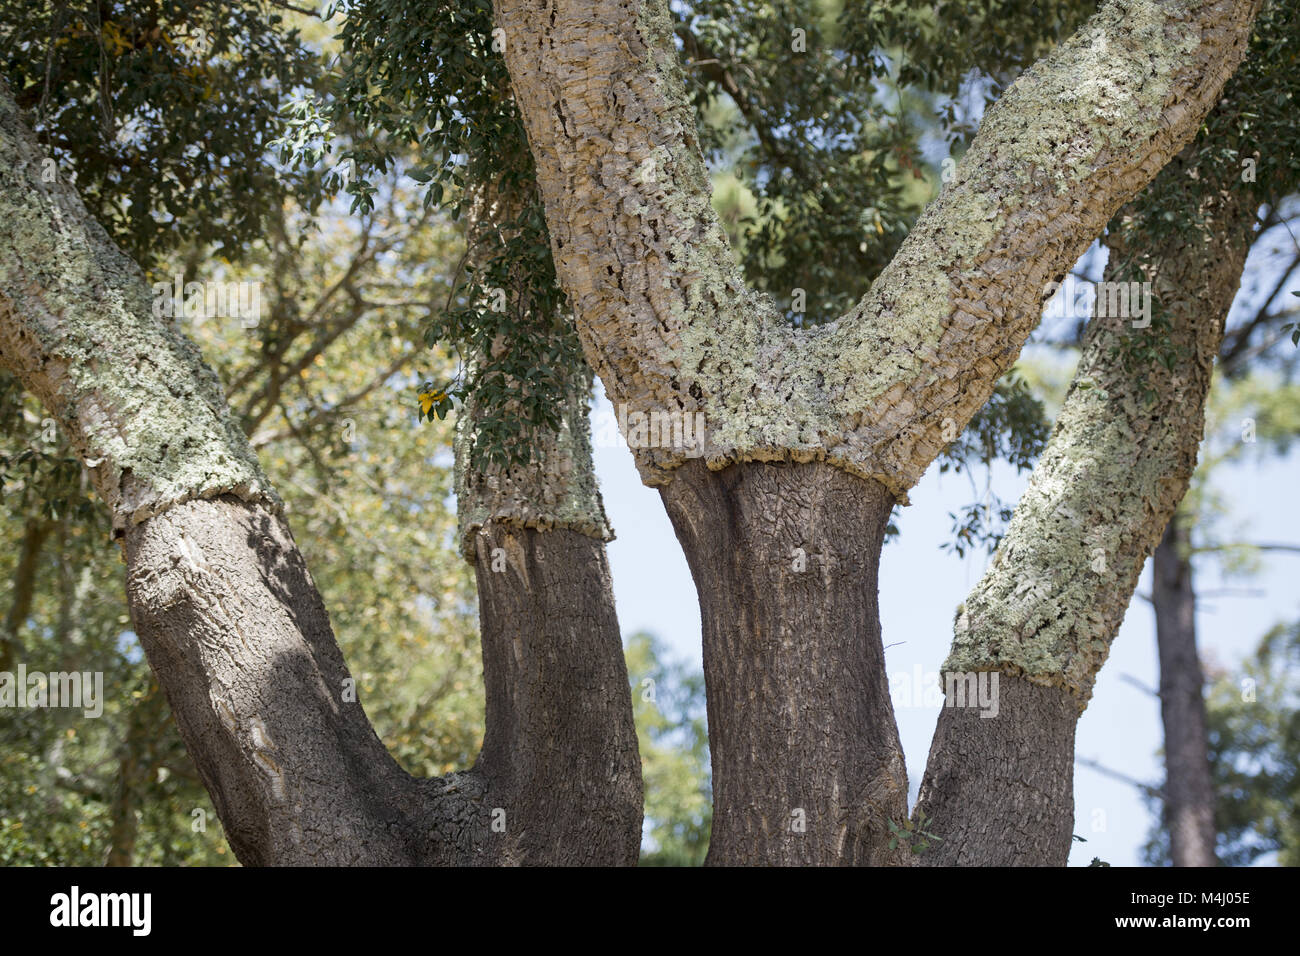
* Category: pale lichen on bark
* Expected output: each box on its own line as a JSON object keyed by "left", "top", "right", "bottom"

{"left": 452, "top": 184, "right": 614, "bottom": 557}
{"left": 498, "top": 0, "right": 1260, "bottom": 500}
{"left": 454, "top": 374, "right": 613, "bottom": 558}
{"left": 943, "top": 179, "right": 1255, "bottom": 705}
{"left": 0, "top": 85, "right": 276, "bottom": 533}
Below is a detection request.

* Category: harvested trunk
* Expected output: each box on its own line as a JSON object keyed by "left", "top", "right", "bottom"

{"left": 1153, "top": 515, "right": 1218, "bottom": 866}
{"left": 0, "top": 82, "right": 636, "bottom": 866}
{"left": 469, "top": 524, "right": 641, "bottom": 864}
{"left": 910, "top": 677, "right": 1078, "bottom": 865}
{"left": 455, "top": 375, "right": 642, "bottom": 865}
{"left": 661, "top": 460, "right": 907, "bottom": 865}
{"left": 454, "top": 184, "right": 642, "bottom": 864}
{"left": 125, "top": 495, "right": 467, "bottom": 864}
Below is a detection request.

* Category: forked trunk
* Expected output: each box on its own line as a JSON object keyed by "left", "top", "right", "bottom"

{"left": 125, "top": 496, "right": 460, "bottom": 865}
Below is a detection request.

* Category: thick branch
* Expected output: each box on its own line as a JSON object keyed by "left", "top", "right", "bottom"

{"left": 914, "top": 149, "right": 1259, "bottom": 865}
{"left": 0, "top": 86, "right": 638, "bottom": 865}
{"left": 496, "top": 0, "right": 1260, "bottom": 498}
{"left": 0, "top": 84, "right": 277, "bottom": 534}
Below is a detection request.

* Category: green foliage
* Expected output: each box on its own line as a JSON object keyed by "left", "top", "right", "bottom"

{"left": 1108, "top": 0, "right": 1300, "bottom": 297}
{"left": 678, "top": 0, "right": 925, "bottom": 323}
{"left": 289, "top": 0, "right": 589, "bottom": 471}
{"left": 888, "top": 812, "right": 943, "bottom": 854}
{"left": 625, "top": 632, "right": 711, "bottom": 866}
{"left": 0, "top": 378, "right": 97, "bottom": 527}
{"left": 839, "top": 0, "right": 1096, "bottom": 104}
{"left": 0, "top": 0, "right": 319, "bottom": 269}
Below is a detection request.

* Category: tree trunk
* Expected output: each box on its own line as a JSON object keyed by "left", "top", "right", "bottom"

{"left": 1153, "top": 514, "right": 1218, "bottom": 866}
{"left": 105, "top": 682, "right": 167, "bottom": 867}
{"left": 470, "top": 525, "right": 641, "bottom": 864}
{"left": 1, "top": 82, "right": 638, "bottom": 866}
{"left": 912, "top": 677, "right": 1079, "bottom": 865}
{"left": 124, "top": 495, "right": 462, "bottom": 864}
{"left": 496, "top": 0, "right": 1258, "bottom": 865}
{"left": 660, "top": 460, "right": 907, "bottom": 865}
{"left": 914, "top": 153, "right": 1256, "bottom": 866}
{"left": 453, "top": 184, "right": 643, "bottom": 864}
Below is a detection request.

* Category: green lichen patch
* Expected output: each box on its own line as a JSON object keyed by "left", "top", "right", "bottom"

{"left": 0, "top": 87, "right": 277, "bottom": 533}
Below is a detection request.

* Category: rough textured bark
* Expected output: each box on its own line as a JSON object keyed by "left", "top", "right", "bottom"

{"left": 1153, "top": 514, "right": 1218, "bottom": 866}
{"left": 915, "top": 157, "right": 1257, "bottom": 865}
{"left": 0, "top": 84, "right": 635, "bottom": 866}
{"left": 0, "top": 92, "right": 275, "bottom": 534}
{"left": 661, "top": 460, "right": 907, "bottom": 865}
{"left": 454, "top": 186, "right": 642, "bottom": 864}
{"left": 124, "top": 495, "right": 471, "bottom": 864}
{"left": 496, "top": 0, "right": 1259, "bottom": 497}
{"left": 496, "top": 0, "right": 1258, "bottom": 866}
{"left": 910, "top": 676, "right": 1078, "bottom": 865}
{"left": 452, "top": 184, "right": 613, "bottom": 549}
{"left": 455, "top": 399, "right": 643, "bottom": 865}
{"left": 470, "top": 524, "right": 641, "bottom": 864}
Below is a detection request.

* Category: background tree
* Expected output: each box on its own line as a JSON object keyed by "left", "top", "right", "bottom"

{"left": 1143, "top": 620, "right": 1300, "bottom": 866}
{"left": 626, "top": 632, "right": 711, "bottom": 866}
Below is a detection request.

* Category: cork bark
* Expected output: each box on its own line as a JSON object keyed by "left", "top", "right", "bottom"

{"left": 495, "top": 0, "right": 1259, "bottom": 498}
{"left": 453, "top": 185, "right": 613, "bottom": 554}
{"left": 454, "top": 189, "right": 641, "bottom": 864}
{"left": 914, "top": 157, "right": 1258, "bottom": 866}
{"left": 495, "top": 0, "right": 1260, "bottom": 864}
{"left": 0, "top": 86, "right": 276, "bottom": 535}
{"left": 0, "top": 84, "right": 636, "bottom": 865}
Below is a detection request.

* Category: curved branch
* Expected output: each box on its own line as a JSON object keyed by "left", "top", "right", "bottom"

{"left": 497, "top": 0, "right": 1260, "bottom": 498}
{"left": 913, "top": 149, "right": 1260, "bottom": 865}
{"left": 0, "top": 83, "right": 638, "bottom": 865}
